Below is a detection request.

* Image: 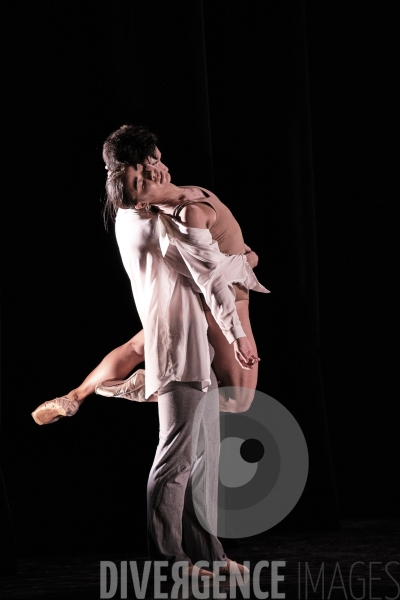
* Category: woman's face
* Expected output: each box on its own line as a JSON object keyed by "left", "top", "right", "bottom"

{"left": 122, "top": 163, "right": 171, "bottom": 207}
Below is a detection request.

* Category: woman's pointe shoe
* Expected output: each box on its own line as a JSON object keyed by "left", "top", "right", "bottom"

{"left": 31, "top": 396, "right": 80, "bottom": 425}
{"left": 95, "top": 369, "right": 146, "bottom": 402}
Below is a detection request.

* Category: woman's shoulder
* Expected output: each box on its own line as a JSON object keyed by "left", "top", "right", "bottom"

{"left": 178, "top": 202, "right": 216, "bottom": 230}
{"left": 180, "top": 186, "right": 228, "bottom": 213}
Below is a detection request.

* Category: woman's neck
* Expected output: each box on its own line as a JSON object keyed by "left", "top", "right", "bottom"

{"left": 153, "top": 184, "right": 188, "bottom": 215}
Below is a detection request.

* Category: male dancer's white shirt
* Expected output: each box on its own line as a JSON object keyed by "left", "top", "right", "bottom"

{"left": 115, "top": 207, "right": 268, "bottom": 399}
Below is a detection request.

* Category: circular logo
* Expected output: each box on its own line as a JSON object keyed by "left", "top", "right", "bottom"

{"left": 191, "top": 387, "right": 309, "bottom": 538}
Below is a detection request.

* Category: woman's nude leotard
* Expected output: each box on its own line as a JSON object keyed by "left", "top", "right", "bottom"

{"left": 173, "top": 186, "right": 249, "bottom": 309}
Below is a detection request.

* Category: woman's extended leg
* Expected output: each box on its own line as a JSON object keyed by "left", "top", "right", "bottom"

{"left": 31, "top": 330, "right": 151, "bottom": 425}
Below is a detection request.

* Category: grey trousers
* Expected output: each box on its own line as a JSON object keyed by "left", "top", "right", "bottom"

{"left": 147, "top": 349, "right": 227, "bottom": 568}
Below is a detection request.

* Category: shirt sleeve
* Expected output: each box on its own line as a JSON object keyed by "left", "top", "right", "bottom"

{"left": 158, "top": 214, "right": 247, "bottom": 344}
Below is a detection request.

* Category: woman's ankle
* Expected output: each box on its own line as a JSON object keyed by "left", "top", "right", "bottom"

{"left": 67, "top": 389, "right": 85, "bottom": 406}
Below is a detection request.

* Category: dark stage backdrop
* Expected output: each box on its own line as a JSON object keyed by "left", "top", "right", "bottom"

{"left": 1, "top": 0, "right": 398, "bottom": 559}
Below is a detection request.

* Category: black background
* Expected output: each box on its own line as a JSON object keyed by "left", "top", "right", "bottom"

{"left": 1, "top": 0, "right": 398, "bottom": 557}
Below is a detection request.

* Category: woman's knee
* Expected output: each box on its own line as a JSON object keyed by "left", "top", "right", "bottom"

{"left": 129, "top": 333, "right": 145, "bottom": 360}
{"left": 220, "top": 387, "right": 256, "bottom": 413}
{"left": 233, "top": 388, "right": 256, "bottom": 412}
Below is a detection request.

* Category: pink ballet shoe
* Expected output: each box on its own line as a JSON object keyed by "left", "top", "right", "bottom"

{"left": 95, "top": 369, "right": 146, "bottom": 402}
{"left": 31, "top": 396, "right": 80, "bottom": 425}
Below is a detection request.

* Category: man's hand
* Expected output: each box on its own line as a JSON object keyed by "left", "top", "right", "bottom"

{"left": 244, "top": 243, "right": 259, "bottom": 268}
{"left": 233, "top": 336, "right": 260, "bottom": 370}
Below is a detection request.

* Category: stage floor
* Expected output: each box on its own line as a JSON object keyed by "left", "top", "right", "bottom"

{"left": 1, "top": 519, "right": 399, "bottom": 599}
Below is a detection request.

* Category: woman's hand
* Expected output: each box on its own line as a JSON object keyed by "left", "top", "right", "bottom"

{"left": 233, "top": 336, "right": 260, "bottom": 370}
{"left": 244, "top": 244, "right": 259, "bottom": 268}
{"left": 245, "top": 250, "right": 259, "bottom": 269}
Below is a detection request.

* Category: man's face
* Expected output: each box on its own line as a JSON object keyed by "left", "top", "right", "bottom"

{"left": 144, "top": 146, "right": 169, "bottom": 172}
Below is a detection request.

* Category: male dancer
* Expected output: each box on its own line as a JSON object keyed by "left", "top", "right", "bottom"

{"left": 103, "top": 154, "right": 261, "bottom": 578}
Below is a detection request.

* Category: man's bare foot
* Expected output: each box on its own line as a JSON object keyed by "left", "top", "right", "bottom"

{"left": 214, "top": 558, "right": 249, "bottom": 576}
{"left": 181, "top": 564, "right": 215, "bottom": 580}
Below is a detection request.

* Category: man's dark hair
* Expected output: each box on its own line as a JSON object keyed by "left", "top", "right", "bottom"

{"left": 102, "top": 124, "right": 159, "bottom": 223}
